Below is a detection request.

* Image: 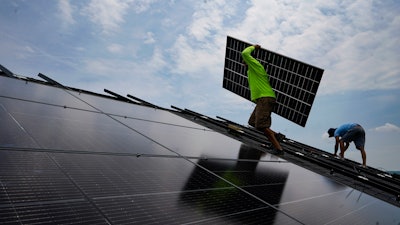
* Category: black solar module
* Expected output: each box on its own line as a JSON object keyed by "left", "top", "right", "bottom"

{"left": 223, "top": 36, "right": 324, "bottom": 127}
{"left": 0, "top": 67, "right": 399, "bottom": 224}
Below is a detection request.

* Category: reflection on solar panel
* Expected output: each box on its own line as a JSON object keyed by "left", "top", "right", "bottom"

{"left": 1, "top": 65, "right": 399, "bottom": 224}
{"left": 223, "top": 36, "right": 324, "bottom": 127}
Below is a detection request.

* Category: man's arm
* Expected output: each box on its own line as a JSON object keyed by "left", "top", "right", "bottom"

{"left": 241, "top": 45, "right": 256, "bottom": 65}
{"left": 241, "top": 45, "right": 265, "bottom": 73}
{"left": 334, "top": 136, "right": 339, "bottom": 156}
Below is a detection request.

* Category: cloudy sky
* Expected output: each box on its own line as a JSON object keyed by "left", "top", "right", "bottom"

{"left": 1, "top": 0, "right": 399, "bottom": 170}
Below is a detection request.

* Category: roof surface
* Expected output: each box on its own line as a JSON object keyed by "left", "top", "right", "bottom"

{"left": 0, "top": 68, "right": 399, "bottom": 224}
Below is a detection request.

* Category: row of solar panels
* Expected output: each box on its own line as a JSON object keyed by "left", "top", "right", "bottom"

{"left": 1, "top": 62, "right": 400, "bottom": 225}
{"left": 170, "top": 103, "right": 400, "bottom": 208}
{"left": 1, "top": 64, "right": 399, "bottom": 208}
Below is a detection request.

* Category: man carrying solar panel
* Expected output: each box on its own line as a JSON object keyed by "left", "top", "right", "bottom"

{"left": 242, "top": 44, "right": 284, "bottom": 155}
{"left": 327, "top": 124, "right": 367, "bottom": 167}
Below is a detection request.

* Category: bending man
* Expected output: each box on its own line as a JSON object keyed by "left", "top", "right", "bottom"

{"left": 327, "top": 123, "right": 367, "bottom": 167}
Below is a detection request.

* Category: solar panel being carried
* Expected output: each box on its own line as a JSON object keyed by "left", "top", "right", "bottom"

{"left": 223, "top": 36, "right": 324, "bottom": 127}
{"left": 0, "top": 65, "right": 399, "bottom": 224}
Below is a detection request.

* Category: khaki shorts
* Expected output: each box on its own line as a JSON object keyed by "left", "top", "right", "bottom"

{"left": 248, "top": 97, "right": 276, "bottom": 131}
{"left": 341, "top": 125, "right": 366, "bottom": 148}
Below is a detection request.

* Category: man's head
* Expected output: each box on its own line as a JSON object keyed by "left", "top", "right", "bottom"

{"left": 327, "top": 128, "right": 336, "bottom": 138}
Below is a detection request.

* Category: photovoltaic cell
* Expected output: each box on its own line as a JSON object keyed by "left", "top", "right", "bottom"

{"left": 223, "top": 36, "right": 324, "bottom": 126}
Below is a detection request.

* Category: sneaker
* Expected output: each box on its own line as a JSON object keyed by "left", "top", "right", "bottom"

{"left": 260, "top": 143, "right": 272, "bottom": 148}
{"left": 275, "top": 133, "right": 285, "bottom": 142}
{"left": 271, "top": 148, "right": 284, "bottom": 156}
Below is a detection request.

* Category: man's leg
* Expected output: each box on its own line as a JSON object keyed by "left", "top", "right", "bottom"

{"left": 354, "top": 126, "right": 366, "bottom": 167}
{"left": 248, "top": 108, "right": 256, "bottom": 128}
{"left": 253, "top": 97, "right": 284, "bottom": 155}
{"left": 339, "top": 141, "right": 349, "bottom": 158}
{"left": 343, "top": 125, "right": 366, "bottom": 166}
{"left": 357, "top": 146, "right": 367, "bottom": 167}
{"left": 264, "top": 128, "right": 283, "bottom": 150}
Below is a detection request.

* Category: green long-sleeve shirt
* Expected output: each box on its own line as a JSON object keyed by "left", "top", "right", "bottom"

{"left": 241, "top": 46, "right": 276, "bottom": 102}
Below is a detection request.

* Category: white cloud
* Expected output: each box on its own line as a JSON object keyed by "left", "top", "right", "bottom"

{"left": 23, "top": 46, "right": 35, "bottom": 54}
{"left": 169, "top": 35, "right": 221, "bottom": 76}
{"left": 129, "top": 0, "right": 158, "bottom": 13}
{"left": 107, "top": 43, "right": 123, "bottom": 54}
{"left": 146, "top": 47, "right": 168, "bottom": 74}
{"left": 82, "top": 0, "right": 132, "bottom": 34}
{"left": 226, "top": 1, "right": 400, "bottom": 95}
{"left": 83, "top": 45, "right": 167, "bottom": 77}
{"left": 310, "top": 1, "right": 399, "bottom": 94}
{"left": 371, "top": 123, "right": 400, "bottom": 133}
{"left": 321, "top": 132, "right": 330, "bottom": 140}
{"left": 188, "top": 0, "right": 236, "bottom": 41}
{"left": 58, "top": 0, "right": 76, "bottom": 27}
{"left": 80, "top": 0, "right": 160, "bottom": 35}
{"left": 144, "top": 32, "right": 155, "bottom": 44}
{"left": 75, "top": 50, "right": 172, "bottom": 108}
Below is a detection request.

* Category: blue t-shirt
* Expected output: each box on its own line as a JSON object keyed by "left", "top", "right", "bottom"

{"left": 334, "top": 123, "right": 358, "bottom": 137}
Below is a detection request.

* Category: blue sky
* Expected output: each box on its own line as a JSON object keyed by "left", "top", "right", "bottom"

{"left": 1, "top": 0, "right": 399, "bottom": 170}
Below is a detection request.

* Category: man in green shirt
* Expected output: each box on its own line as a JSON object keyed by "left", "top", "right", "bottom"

{"left": 242, "top": 44, "right": 284, "bottom": 155}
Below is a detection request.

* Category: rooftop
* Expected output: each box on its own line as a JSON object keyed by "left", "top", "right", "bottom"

{"left": 1, "top": 66, "right": 399, "bottom": 224}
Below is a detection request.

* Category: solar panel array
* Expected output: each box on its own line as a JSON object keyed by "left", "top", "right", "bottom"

{"left": 1, "top": 70, "right": 399, "bottom": 224}
{"left": 223, "top": 36, "right": 324, "bottom": 127}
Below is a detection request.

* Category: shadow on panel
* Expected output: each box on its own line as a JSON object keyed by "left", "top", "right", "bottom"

{"left": 180, "top": 144, "right": 290, "bottom": 224}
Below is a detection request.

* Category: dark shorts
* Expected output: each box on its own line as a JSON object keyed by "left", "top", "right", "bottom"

{"left": 248, "top": 97, "right": 276, "bottom": 131}
{"left": 341, "top": 125, "right": 366, "bottom": 148}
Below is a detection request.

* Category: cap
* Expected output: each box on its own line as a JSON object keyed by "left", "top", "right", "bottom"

{"left": 327, "top": 128, "right": 336, "bottom": 137}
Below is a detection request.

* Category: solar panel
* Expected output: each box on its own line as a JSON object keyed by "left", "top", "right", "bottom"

{"left": 1, "top": 69, "right": 400, "bottom": 224}
{"left": 223, "top": 36, "right": 324, "bottom": 127}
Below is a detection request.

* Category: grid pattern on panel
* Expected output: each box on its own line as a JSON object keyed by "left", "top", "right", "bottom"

{"left": 2, "top": 74, "right": 399, "bottom": 224}
{"left": 94, "top": 189, "right": 279, "bottom": 225}
{"left": 223, "top": 36, "right": 324, "bottom": 126}
{"left": 0, "top": 201, "right": 108, "bottom": 225}
{"left": 0, "top": 147, "right": 289, "bottom": 225}
{"left": 0, "top": 151, "right": 84, "bottom": 204}
{"left": 0, "top": 151, "right": 107, "bottom": 225}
